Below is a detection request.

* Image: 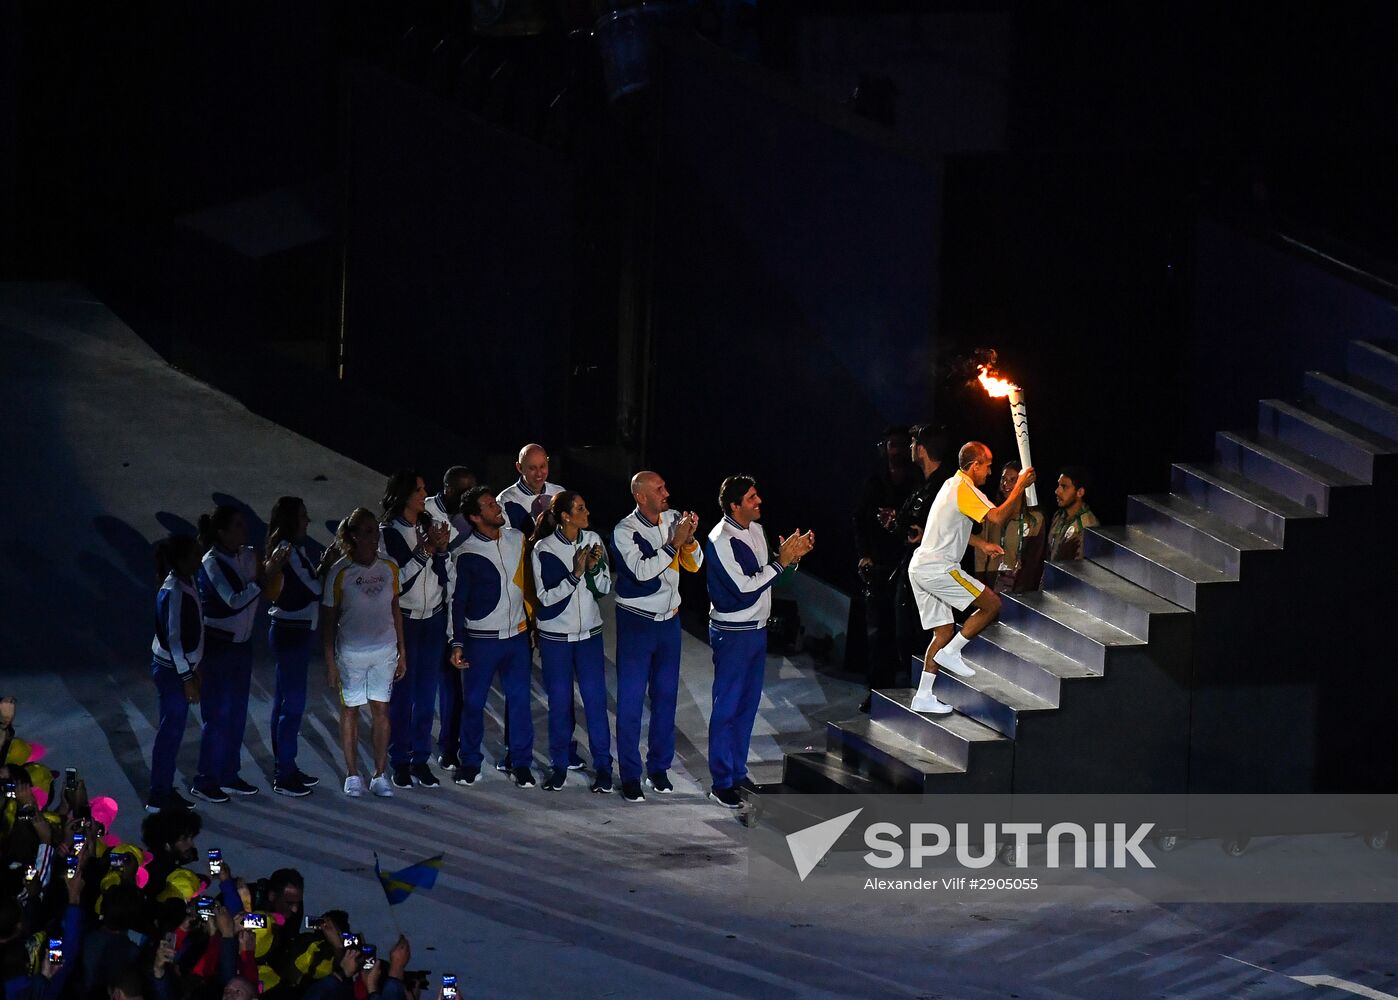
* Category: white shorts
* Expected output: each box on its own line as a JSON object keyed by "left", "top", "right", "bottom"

{"left": 908, "top": 561, "right": 985, "bottom": 629}
{"left": 336, "top": 644, "right": 398, "bottom": 707}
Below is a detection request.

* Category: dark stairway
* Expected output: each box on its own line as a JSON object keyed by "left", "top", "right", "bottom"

{"left": 782, "top": 339, "right": 1398, "bottom": 795}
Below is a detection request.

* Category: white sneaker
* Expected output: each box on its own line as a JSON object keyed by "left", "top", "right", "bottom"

{"left": 343, "top": 775, "right": 365, "bottom": 798}
{"left": 933, "top": 646, "right": 975, "bottom": 678}
{"left": 369, "top": 773, "right": 394, "bottom": 797}
{"left": 909, "top": 690, "right": 954, "bottom": 714}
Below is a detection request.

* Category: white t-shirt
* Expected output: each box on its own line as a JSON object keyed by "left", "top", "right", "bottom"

{"left": 322, "top": 556, "right": 400, "bottom": 653}
{"left": 909, "top": 470, "right": 994, "bottom": 572}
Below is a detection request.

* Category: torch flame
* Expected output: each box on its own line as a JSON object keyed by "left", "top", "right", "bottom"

{"left": 977, "top": 364, "right": 1019, "bottom": 398}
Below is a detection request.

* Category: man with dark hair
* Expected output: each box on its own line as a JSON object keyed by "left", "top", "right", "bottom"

{"left": 703, "top": 476, "right": 814, "bottom": 807}
{"left": 1047, "top": 465, "right": 1099, "bottom": 562}
{"left": 426, "top": 465, "right": 478, "bottom": 772}
{"left": 851, "top": 425, "right": 917, "bottom": 712}
{"left": 888, "top": 423, "right": 948, "bottom": 703}
{"left": 907, "top": 441, "right": 1035, "bottom": 713}
{"left": 140, "top": 809, "right": 202, "bottom": 898}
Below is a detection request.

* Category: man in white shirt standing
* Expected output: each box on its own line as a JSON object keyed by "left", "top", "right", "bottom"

{"left": 907, "top": 441, "right": 1035, "bottom": 714}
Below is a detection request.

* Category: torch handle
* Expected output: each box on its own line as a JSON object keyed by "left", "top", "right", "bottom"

{"left": 1009, "top": 390, "right": 1038, "bottom": 507}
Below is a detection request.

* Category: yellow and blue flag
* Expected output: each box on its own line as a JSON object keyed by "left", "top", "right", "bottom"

{"left": 374, "top": 853, "right": 443, "bottom": 906}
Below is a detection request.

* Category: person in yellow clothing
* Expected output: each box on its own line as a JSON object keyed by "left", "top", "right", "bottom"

{"left": 907, "top": 442, "right": 1036, "bottom": 713}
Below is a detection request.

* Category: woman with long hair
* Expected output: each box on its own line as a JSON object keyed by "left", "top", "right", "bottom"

{"left": 147, "top": 534, "right": 204, "bottom": 812}
{"left": 191, "top": 505, "right": 288, "bottom": 803}
{"left": 528, "top": 491, "right": 613, "bottom": 792}
{"left": 263, "top": 496, "right": 323, "bottom": 797}
{"left": 378, "top": 471, "right": 452, "bottom": 790}
{"left": 321, "top": 508, "right": 407, "bottom": 797}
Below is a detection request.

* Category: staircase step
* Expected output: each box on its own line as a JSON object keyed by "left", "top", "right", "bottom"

{"left": 1170, "top": 463, "right": 1321, "bottom": 545}
{"left": 1348, "top": 340, "right": 1398, "bottom": 393}
{"left": 1041, "top": 558, "right": 1187, "bottom": 640}
{"left": 1127, "top": 494, "right": 1278, "bottom": 576}
{"left": 1259, "top": 398, "right": 1390, "bottom": 482}
{"left": 827, "top": 718, "right": 964, "bottom": 792}
{"left": 996, "top": 589, "right": 1141, "bottom": 672}
{"left": 1084, "top": 525, "right": 1232, "bottom": 611}
{"left": 965, "top": 620, "right": 1100, "bottom": 702}
{"left": 1301, "top": 371, "right": 1398, "bottom": 442}
{"left": 1214, "top": 430, "right": 1362, "bottom": 514}
{"left": 782, "top": 751, "right": 885, "bottom": 795}
{"left": 870, "top": 689, "right": 1007, "bottom": 770}
{"left": 918, "top": 655, "right": 1054, "bottom": 739}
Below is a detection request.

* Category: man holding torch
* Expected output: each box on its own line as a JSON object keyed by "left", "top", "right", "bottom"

{"left": 907, "top": 442, "right": 1035, "bottom": 714}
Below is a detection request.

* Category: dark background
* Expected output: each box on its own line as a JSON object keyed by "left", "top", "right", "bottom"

{"left": 5, "top": 0, "right": 1398, "bottom": 593}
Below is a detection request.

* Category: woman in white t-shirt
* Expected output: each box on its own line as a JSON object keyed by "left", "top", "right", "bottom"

{"left": 320, "top": 508, "right": 407, "bottom": 798}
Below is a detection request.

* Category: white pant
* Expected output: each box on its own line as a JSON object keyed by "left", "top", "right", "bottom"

{"left": 336, "top": 644, "right": 397, "bottom": 707}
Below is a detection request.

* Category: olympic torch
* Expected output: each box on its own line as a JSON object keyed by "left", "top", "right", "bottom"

{"left": 977, "top": 365, "right": 1038, "bottom": 507}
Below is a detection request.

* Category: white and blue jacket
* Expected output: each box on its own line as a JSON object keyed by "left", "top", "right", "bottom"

{"left": 704, "top": 515, "right": 784, "bottom": 631}
{"left": 152, "top": 573, "right": 204, "bottom": 680}
{"left": 450, "top": 527, "right": 531, "bottom": 644}
{"left": 379, "top": 517, "right": 453, "bottom": 620}
{"left": 531, "top": 528, "right": 612, "bottom": 641}
{"left": 612, "top": 508, "right": 703, "bottom": 622}
{"left": 425, "top": 493, "right": 473, "bottom": 554}
{"left": 497, "top": 478, "right": 564, "bottom": 534}
{"left": 198, "top": 546, "right": 261, "bottom": 642}
{"left": 267, "top": 541, "right": 322, "bottom": 629}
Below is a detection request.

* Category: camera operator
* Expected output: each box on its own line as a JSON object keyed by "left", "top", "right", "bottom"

{"left": 890, "top": 424, "right": 948, "bottom": 700}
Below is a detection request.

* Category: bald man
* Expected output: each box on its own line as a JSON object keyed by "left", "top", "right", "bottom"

{"left": 906, "top": 441, "right": 1035, "bottom": 713}
{"left": 611, "top": 471, "right": 703, "bottom": 801}
{"left": 497, "top": 444, "right": 565, "bottom": 533}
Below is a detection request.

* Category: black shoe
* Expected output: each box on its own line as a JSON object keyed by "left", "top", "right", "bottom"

{"left": 567, "top": 746, "right": 587, "bottom": 771}
{"left": 708, "top": 787, "right": 742, "bottom": 809}
{"left": 737, "top": 777, "right": 760, "bottom": 794}
{"left": 541, "top": 767, "right": 567, "bottom": 791}
{"left": 436, "top": 752, "right": 460, "bottom": 771}
{"left": 272, "top": 776, "right": 311, "bottom": 798}
{"left": 411, "top": 763, "right": 440, "bottom": 788}
{"left": 189, "top": 784, "right": 230, "bottom": 805}
{"left": 644, "top": 771, "right": 674, "bottom": 794}
{"left": 146, "top": 790, "right": 195, "bottom": 813}
{"left": 494, "top": 757, "right": 511, "bottom": 773}
{"left": 510, "top": 766, "right": 536, "bottom": 788}
{"left": 858, "top": 696, "right": 871, "bottom": 714}
{"left": 391, "top": 765, "right": 413, "bottom": 788}
{"left": 293, "top": 770, "right": 321, "bottom": 788}
{"left": 591, "top": 771, "right": 614, "bottom": 794}
{"left": 219, "top": 777, "right": 259, "bottom": 797}
{"left": 621, "top": 780, "right": 645, "bottom": 802}
{"left": 453, "top": 765, "right": 481, "bottom": 786}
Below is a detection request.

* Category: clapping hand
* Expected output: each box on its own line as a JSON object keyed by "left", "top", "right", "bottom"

{"left": 777, "top": 529, "right": 816, "bottom": 567}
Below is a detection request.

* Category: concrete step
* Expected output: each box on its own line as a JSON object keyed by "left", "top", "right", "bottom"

{"left": 1170, "top": 463, "right": 1321, "bottom": 545}
{"left": 1127, "top": 493, "right": 1278, "bottom": 576}
{"left": 1348, "top": 340, "right": 1398, "bottom": 393}
{"left": 1041, "top": 558, "right": 1187, "bottom": 640}
{"left": 782, "top": 751, "right": 885, "bottom": 794}
{"left": 1259, "top": 398, "right": 1390, "bottom": 482}
{"left": 997, "top": 589, "right": 1142, "bottom": 673}
{"left": 1301, "top": 371, "right": 1398, "bottom": 442}
{"left": 869, "top": 689, "right": 1008, "bottom": 771}
{"left": 917, "top": 654, "right": 1055, "bottom": 739}
{"left": 826, "top": 718, "right": 965, "bottom": 792}
{"left": 1214, "top": 430, "right": 1362, "bottom": 514}
{"left": 964, "top": 620, "right": 1100, "bottom": 703}
{"left": 1084, "top": 525, "right": 1233, "bottom": 611}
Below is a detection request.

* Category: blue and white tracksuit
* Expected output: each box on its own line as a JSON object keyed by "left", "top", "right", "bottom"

{"left": 267, "top": 541, "right": 321, "bottom": 782}
{"left": 450, "top": 528, "right": 534, "bottom": 769}
{"left": 195, "top": 546, "right": 261, "bottom": 791}
{"left": 612, "top": 508, "right": 704, "bottom": 783}
{"left": 150, "top": 573, "right": 204, "bottom": 801}
{"left": 704, "top": 515, "right": 784, "bottom": 791}
{"left": 380, "top": 517, "right": 453, "bottom": 770}
{"left": 531, "top": 528, "right": 613, "bottom": 773}
{"left": 497, "top": 478, "right": 564, "bottom": 534}
{"left": 425, "top": 493, "right": 472, "bottom": 759}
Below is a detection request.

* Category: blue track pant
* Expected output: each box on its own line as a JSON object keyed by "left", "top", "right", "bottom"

{"left": 458, "top": 633, "right": 534, "bottom": 769}
{"left": 615, "top": 612, "right": 683, "bottom": 782}
{"left": 268, "top": 622, "right": 313, "bottom": 780}
{"left": 707, "top": 625, "right": 766, "bottom": 791}
{"left": 540, "top": 634, "right": 612, "bottom": 772}
{"left": 390, "top": 609, "right": 446, "bottom": 768}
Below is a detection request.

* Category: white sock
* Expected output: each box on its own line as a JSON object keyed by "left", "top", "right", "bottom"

{"left": 915, "top": 669, "right": 938, "bottom": 698}
{"left": 946, "top": 632, "right": 969, "bottom": 655}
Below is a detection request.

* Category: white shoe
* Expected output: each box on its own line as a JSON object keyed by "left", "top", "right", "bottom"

{"left": 343, "top": 775, "right": 365, "bottom": 798}
{"left": 932, "top": 646, "right": 975, "bottom": 678}
{"left": 369, "top": 773, "right": 394, "bottom": 797}
{"left": 909, "top": 690, "right": 954, "bottom": 714}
